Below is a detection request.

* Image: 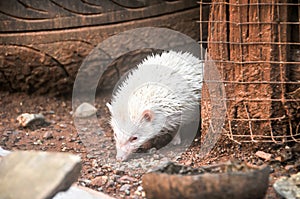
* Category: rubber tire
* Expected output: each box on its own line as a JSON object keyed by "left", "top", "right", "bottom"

{"left": 0, "top": 0, "right": 200, "bottom": 95}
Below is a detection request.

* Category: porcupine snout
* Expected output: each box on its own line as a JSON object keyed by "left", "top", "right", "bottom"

{"left": 114, "top": 140, "right": 133, "bottom": 162}
{"left": 116, "top": 149, "right": 128, "bottom": 162}
{"left": 115, "top": 138, "right": 144, "bottom": 162}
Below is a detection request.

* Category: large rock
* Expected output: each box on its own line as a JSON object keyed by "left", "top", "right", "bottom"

{"left": 273, "top": 172, "right": 300, "bottom": 199}
{"left": 0, "top": 151, "right": 81, "bottom": 199}
{"left": 54, "top": 185, "right": 115, "bottom": 199}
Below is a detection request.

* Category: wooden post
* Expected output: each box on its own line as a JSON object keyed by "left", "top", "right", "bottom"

{"left": 203, "top": 0, "right": 292, "bottom": 143}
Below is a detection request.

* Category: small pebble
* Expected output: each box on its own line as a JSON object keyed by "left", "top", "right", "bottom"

{"left": 48, "top": 110, "right": 55, "bottom": 114}
{"left": 125, "top": 189, "right": 130, "bottom": 195}
{"left": 134, "top": 190, "right": 141, "bottom": 196}
{"left": 133, "top": 182, "right": 139, "bottom": 186}
{"left": 116, "top": 166, "right": 125, "bottom": 175}
{"left": 86, "top": 154, "right": 96, "bottom": 159}
{"left": 61, "top": 102, "right": 67, "bottom": 107}
{"left": 92, "top": 159, "right": 98, "bottom": 167}
{"left": 79, "top": 182, "right": 86, "bottom": 187}
{"left": 153, "top": 154, "right": 160, "bottom": 160}
{"left": 284, "top": 165, "right": 294, "bottom": 171}
{"left": 16, "top": 113, "right": 45, "bottom": 127}
{"left": 137, "top": 186, "right": 143, "bottom": 192}
{"left": 97, "top": 187, "right": 103, "bottom": 192}
{"left": 106, "top": 179, "right": 115, "bottom": 187}
{"left": 120, "top": 184, "right": 131, "bottom": 192}
{"left": 111, "top": 175, "right": 120, "bottom": 181}
{"left": 80, "top": 179, "right": 91, "bottom": 185}
{"left": 58, "top": 136, "right": 65, "bottom": 141}
{"left": 33, "top": 140, "right": 42, "bottom": 145}
{"left": 118, "top": 175, "right": 138, "bottom": 183}
{"left": 61, "top": 147, "right": 67, "bottom": 152}
{"left": 43, "top": 131, "right": 53, "bottom": 140}
{"left": 91, "top": 176, "right": 108, "bottom": 186}
{"left": 59, "top": 124, "right": 67, "bottom": 128}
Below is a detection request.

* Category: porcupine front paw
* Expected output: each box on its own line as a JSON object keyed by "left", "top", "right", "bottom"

{"left": 171, "top": 132, "right": 181, "bottom": 145}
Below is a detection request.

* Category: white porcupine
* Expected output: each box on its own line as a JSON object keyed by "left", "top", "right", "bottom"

{"left": 107, "top": 51, "right": 203, "bottom": 161}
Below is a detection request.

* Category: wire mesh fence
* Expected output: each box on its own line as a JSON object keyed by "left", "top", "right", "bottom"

{"left": 199, "top": 1, "right": 300, "bottom": 143}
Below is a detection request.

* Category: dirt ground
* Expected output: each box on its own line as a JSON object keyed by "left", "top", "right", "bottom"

{"left": 0, "top": 91, "right": 299, "bottom": 199}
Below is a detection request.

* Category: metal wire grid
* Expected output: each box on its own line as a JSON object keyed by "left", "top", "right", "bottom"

{"left": 199, "top": 1, "right": 300, "bottom": 143}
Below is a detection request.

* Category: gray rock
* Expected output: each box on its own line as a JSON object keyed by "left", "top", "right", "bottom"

{"left": 0, "top": 151, "right": 81, "bottom": 199}
{"left": 273, "top": 172, "right": 300, "bottom": 199}
{"left": 74, "top": 102, "right": 97, "bottom": 118}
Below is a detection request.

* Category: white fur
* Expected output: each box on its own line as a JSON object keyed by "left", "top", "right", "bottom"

{"left": 107, "top": 51, "right": 203, "bottom": 160}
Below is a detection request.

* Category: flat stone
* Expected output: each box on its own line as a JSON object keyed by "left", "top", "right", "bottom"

{"left": 0, "top": 151, "right": 81, "bottom": 199}
{"left": 255, "top": 151, "right": 272, "bottom": 161}
{"left": 54, "top": 185, "right": 115, "bottom": 199}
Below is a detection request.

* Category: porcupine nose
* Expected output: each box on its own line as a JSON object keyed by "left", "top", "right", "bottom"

{"left": 116, "top": 149, "right": 129, "bottom": 162}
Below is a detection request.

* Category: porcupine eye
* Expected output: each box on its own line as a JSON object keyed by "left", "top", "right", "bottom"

{"left": 129, "top": 136, "right": 138, "bottom": 142}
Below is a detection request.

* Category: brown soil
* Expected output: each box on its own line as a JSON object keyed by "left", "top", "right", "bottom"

{"left": 0, "top": 91, "right": 299, "bottom": 199}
